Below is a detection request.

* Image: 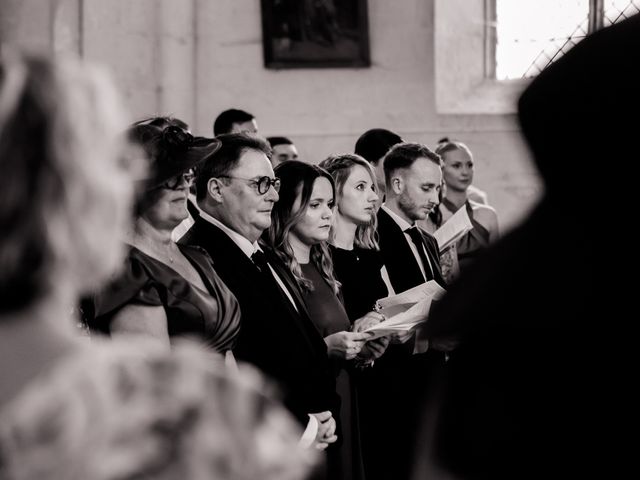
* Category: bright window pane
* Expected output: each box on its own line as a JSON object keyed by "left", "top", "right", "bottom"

{"left": 603, "top": 0, "right": 640, "bottom": 25}
{"left": 495, "top": 0, "right": 640, "bottom": 80}
{"left": 495, "top": 0, "right": 589, "bottom": 80}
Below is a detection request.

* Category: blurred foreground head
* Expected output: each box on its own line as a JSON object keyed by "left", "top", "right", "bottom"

{"left": 0, "top": 339, "right": 317, "bottom": 480}
{"left": 0, "top": 53, "right": 134, "bottom": 314}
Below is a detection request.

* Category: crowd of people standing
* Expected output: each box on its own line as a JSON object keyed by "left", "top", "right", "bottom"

{"left": 3, "top": 10, "right": 634, "bottom": 479}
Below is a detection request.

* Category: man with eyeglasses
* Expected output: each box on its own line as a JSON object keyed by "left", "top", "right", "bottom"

{"left": 180, "top": 133, "right": 340, "bottom": 457}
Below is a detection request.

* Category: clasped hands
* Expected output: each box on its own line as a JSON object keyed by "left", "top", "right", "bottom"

{"left": 310, "top": 411, "right": 337, "bottom": 450}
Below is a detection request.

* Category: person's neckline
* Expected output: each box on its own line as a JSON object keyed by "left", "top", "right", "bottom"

{"left": 331, "top": 243, "right": 354, "bottom": 252}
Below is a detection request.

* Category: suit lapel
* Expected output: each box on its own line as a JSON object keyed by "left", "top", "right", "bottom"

{"left": 377, "top": 209, "right": 426, "bottom": 291}
{"left": 262, "top": 247, "right": 313, "bottom": 320}
{"left": 183, "top": 218, "right": 327, "bottom": 356}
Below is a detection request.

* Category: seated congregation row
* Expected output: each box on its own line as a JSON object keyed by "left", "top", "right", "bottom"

{"left": 79, "top": 113, "right": 498, "bottom": 480}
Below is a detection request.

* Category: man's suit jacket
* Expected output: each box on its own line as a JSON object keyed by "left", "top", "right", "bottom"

{"left": 376, "top": 207, "right": 445, "bottom": 293}
{"left": 357, "top": 208, "right": 446, "bottom": 480}
{"left": 180, "top": 217, "right": 339, "bottom": 425}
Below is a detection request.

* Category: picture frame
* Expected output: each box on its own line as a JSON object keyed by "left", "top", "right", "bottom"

{"left": 261, "top": 0, "right": 370, "bottom": 69}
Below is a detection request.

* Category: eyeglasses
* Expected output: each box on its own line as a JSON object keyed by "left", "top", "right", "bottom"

{"left": 218, "top": 175, "right": 281, "bottom": 195}
{"left": 163, "top": 169, "right": 196, "bottom": 190}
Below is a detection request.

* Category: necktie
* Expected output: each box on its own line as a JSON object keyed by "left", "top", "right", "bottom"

{"left": 251, "top": 249, "right": 269, "bottom": 274}
{"left": 405, "top": 227, "right": 434, "bottom": 281}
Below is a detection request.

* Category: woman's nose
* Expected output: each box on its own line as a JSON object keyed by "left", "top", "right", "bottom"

{"left": 324, "top": 206, "right": 333, "bottom": 218}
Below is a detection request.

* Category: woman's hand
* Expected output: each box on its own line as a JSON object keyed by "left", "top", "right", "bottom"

{"left": 358, "top": 336, "right": 390, "bottom": 361}
{"left": 324, "top": 331, "right": 372, "bottom": 360}
{"left": 352, "top": 311, "right": 385, "bottom": 333}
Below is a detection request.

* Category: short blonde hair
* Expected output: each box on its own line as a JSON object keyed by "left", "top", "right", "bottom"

{"left": 0, "top": 53, "right": 133, "bottom": 314}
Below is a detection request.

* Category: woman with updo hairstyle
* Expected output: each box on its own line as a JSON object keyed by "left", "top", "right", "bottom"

{"left": 0, "top": 54, "right": 315, "bottom": 480}
{"left": 265, "top": 160, "right": 385, "bottom": 480}
{"left": 86, "top": 119, "right": 241, "bottom": 362}
{"left": 421, "top": 137, "right": 499, "bottom": 282}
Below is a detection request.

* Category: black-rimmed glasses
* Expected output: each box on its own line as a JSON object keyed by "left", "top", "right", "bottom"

{"left": 163, "top": 168, "right": 196, "bottom": 190}
{"left": 218, "top": 175, "right": 281, "bottom": 194}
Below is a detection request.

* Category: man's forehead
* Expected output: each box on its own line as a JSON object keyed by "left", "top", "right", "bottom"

{"left": 233, "top": 119, "right": 258, "bottom": 134}
{"left": 410, "top": 157, "right": 441, "bottom": 175}
{"left": 274, "top": 144, "right": 297, "bottom": 155}
{"left": 234, "top": 149, "right": 274, "bottom": 176}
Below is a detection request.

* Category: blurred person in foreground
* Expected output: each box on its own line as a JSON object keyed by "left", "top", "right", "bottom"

{"left": 412, "top": 13, "right": 640, "bottom": 480}
{"left": 0, "top": 53, "right": 314, "bottom": 480}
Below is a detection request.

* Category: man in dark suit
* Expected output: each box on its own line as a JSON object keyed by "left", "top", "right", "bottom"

{"left": 359, "top": 142, "right": 446, "bottom": 480}
{"left": 180, "top": 133, "right": 338, "bottom": 451}
{"left": 377, "top": 142, "right": 445, "bottom": 293}
{"left": 412, "top": 14, "right": 640, "bottom": 480}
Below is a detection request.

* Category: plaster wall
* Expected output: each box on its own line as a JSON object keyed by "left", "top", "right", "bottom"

{"left": 0, "top": 0, "right": 542, "bottom": 231}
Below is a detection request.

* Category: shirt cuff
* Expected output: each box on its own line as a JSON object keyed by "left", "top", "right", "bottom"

{"left": 299, "top": 413, "right": 319, "bottom": 448}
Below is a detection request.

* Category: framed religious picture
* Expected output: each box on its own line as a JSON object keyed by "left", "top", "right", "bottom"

{"left": 261, "top": 0, "right": 370, "bottom": 69}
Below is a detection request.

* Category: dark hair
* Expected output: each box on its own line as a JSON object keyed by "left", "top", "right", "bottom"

{"left": 265, "top": 161, "right": 340, "bottom": 294}
{"left": 382, "top": 142, "right": 442, "bottom": 188}
{"left": 127, "top": 122, "right": 218, "bottom": 216}
{"left": 267, "top": 136, "right": 294, "bottom": 147}
{"left": 213, "top": 109, "right": 255, "bottom": 136}
{"left": 354, "top": 128, "right": 403, "bottom": 166}
{"left": 133, "top": 115, "right": 190, "bottom": 132}
{"left": 195, "top": 133, "right": 272, "bottom": 201}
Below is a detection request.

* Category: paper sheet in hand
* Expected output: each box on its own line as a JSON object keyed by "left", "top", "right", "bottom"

{"left": 365, "top": 281, "right": 446, "bottom": 340}
{"left": 375, "top": 280, "right": 446, "bottom": 316}
{"left": 364, "top": 297, "right": 434, "bottom": 340}
{"left": 434, "top": 206, "right": 473, "bottom": 252}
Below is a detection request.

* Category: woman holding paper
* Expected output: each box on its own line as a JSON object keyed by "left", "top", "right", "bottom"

{"left": 422, "top": 138, "right": 499, "bottom": 281}
{"left": 319, "top": 154, "right": 399, "bottom": 480}
{"left": 318, "top": 154, "right": 392, "bottom": 320}
{"left": 265, "top": 160, "right": 385, "bottom": 480}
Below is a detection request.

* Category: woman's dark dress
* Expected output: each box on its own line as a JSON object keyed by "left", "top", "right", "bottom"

{"left": 329, "top": 245, "right": 390, "bottom": 480}
{"left": 87, "top": 244, "right": 241, "bottom": 353}
{"left": 329, "top": 246, "right": 389, "bottom": 320}
{"left": 300, "top": 262, "right": 365, "bottom": 480}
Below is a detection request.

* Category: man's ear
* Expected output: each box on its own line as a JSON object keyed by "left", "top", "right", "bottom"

{"left": 390, "top": 175, "right": 404, "bottom": 195}
{"left": 207, "top": 177, "right": 224, "bottom": 203}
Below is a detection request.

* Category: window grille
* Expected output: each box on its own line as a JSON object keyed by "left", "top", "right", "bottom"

{"left": 489, "top": 0, "right": 640, "bottom": 80}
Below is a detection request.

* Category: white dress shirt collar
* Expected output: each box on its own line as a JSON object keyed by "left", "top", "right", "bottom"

{"left": 198, "top": 211, "right": 258, "bottom": 259}
{"left": 381, "top": 204, "right": 415, "bottom": 231}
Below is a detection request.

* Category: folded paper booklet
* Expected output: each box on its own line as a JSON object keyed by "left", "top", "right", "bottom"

{"left": 375, "top": 280, "right": 446, "bottom": 316}
{"left": 364, "top": 281, "right": 447, "bottom": 340}
{"left": 434, "top": 205, "right": 473, "bottom": 252}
